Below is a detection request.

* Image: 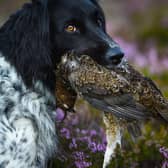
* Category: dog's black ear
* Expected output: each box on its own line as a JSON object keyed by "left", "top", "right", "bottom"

{"left": 18, "top": 1, "right": 52, "bottom": 87}
{"left": 0, "top": 0, "right": 54, "bottom": 88}
{"left": 91, "top": 0, "right": 99, "bottom": 3}
{"left": 31, "top": 0, "right": 49, "bottom": 34}
{"left": 31, "top": 0, "right": 48, "bottom": 9}
{"left": 90, "top": 0, "right": 100, "bottom": 7}
{"left": 32, "top": 0, "right": 47, "bottom": 5}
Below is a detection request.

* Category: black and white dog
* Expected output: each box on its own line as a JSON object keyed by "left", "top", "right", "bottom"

{"left": 0, "top": 0, "right": 124, "bottom": 167}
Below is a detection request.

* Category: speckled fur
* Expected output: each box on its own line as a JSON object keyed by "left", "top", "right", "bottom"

{"left": 0, "top": 54, "right": 57, "bottom": 168}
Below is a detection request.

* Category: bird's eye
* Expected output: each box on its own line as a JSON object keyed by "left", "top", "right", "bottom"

{"left": 65, "top": 25, "right": 78, "bottom": 33}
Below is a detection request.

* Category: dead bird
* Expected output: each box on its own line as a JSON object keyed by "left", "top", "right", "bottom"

{"left": 59, "top": 53, "right": 168, "bottom": 168}
{"left": 61, "top": 53, "right": 168, "bottom": 122}
{"left": 55, "top": 63, "right": 77, "bottom": 115}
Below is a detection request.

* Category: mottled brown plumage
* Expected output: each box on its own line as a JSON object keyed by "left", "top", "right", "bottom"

{"left": 55, "top": 63, "right": 77, "bottom": 112}
{"left": 58, "top": 53, "right": 168, "bottom": 168}
{"left": 60, "top": 53, "right": 168, "bottom": 122}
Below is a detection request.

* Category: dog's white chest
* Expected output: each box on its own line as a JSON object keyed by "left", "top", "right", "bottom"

{"left": 0, "top": 54, "right": 57, "bottom": 168}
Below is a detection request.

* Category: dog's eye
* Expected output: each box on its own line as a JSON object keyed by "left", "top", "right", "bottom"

{"left": 65, "top": 25, "right": 78, "bottom": 33}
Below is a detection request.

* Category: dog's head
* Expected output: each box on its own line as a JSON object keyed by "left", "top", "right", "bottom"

{"left": 48, "top": 0, "right": 124, "bottom": 68}
{"left": 0, "top": 0, "right": 124, "bottom": 89}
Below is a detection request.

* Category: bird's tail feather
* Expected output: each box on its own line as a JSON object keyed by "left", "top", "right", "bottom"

{"left": 127, "top": 122, "right": 142, "bottom": 142}
{"left": 158, "top": 102, "right": 168, "bottom": 122}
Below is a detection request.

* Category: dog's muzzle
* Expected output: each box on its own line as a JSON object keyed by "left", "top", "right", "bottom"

{"left": 105, "top": 47, "right": 124, "bottom": 68}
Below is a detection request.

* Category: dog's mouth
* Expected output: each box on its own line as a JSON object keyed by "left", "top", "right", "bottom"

{"left": 58, "top": 50, "right": 127, "bottom": 74}
{"left": 60, "top": 52, "right": 81, "bottom": 73}
{"left": 106, "top": 57, "right": 127, "bottom": 69}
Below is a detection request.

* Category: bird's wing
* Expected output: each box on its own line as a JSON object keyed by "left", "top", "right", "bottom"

{"left": 155, "top": 103, "right": 168, "bottom": 122}
{"left": 143, "top": 77, "right": 168, "bottom": 122}
{"left": 79, "top": 85, "right": 150, "bottom": 121}
{"left": 126, "top": 122, "right": 142, "bottom": 141}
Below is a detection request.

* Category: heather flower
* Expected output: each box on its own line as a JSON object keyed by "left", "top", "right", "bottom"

{"left": 56, "top": 108, "right": 65, "bottom": 121}
{"left": 162, "top": 162, "right": 168, "bottom": 168}
{"left": 161, "top": 57, "right": 168, "bottom": 70}
{"left": 74, "top": 161, "right": 92, "bottom": 168}
{"left": 69, "top": 138, "right": 78, "bottom": 149}
{"left": 57, "top": 109, "right": 106, "bottom": 167}
{"left": 60, "top": 128, "right": 71, "bottom": 139}
{"left": 73, "top": 151, "right": 86, "bottom": 160}
{"left": 89, "top": 129, "right": 97, "bottom": 137}
{"left": 160, "top": 147, "right": 168, "bottom": 159}
{"left": 78, "top": 136, "right": 91, "bottom": 144}
{"left": 76, "top": 128, "right": 81, "bottom": 133}
{"left": 89, "top": 142, "right": 97, "bottom": 153}
{"left": 81, "top": 129, "right": 88, "bottom": 135}
{"left": 71, "top": 115, "right": 79, "bottom": 125}
{"left": 160, "top": 147, "right": 168, "bottom": 168}
{"left": 73, "top": 152, "right": 92, "bottom": 168}
{"left": 97, "top": 143, "right": 106, "bottom": 152}
{"left": 114, "top": 37, "right": 168, "bottom": 73}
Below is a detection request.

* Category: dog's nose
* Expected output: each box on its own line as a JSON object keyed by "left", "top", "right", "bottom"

{"left": 105, "top": 47, "right": 124, "bottom": 66}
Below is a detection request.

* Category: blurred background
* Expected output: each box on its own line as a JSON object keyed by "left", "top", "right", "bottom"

{"left": 0, "top": 0, "right": 168, "bottom": 167}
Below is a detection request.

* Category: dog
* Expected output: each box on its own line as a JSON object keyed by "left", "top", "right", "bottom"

{"left": 0, "top": 0, "right": 124, "bottom": 167}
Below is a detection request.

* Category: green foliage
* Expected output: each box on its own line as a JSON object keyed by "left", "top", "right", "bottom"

{"left": 131, "top": 6, "right": 168, "bottom": 51}
{"left": 108, "top": 122, "right": 168, "bottom": 168}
